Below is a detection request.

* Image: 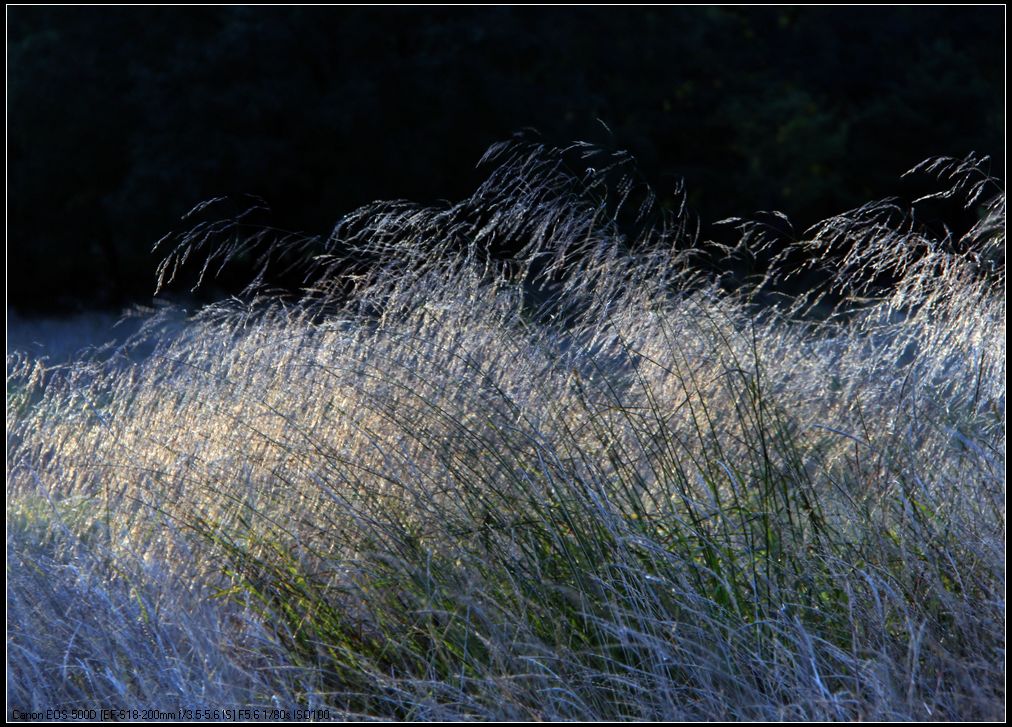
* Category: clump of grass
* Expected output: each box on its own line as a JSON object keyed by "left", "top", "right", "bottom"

{"left": 7, "top": 142, "right": 1004, "bottom": 719}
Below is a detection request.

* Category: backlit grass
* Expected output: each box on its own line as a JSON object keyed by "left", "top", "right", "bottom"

{"left": 7, "top": 144, "right": 1004, "bottom": 720}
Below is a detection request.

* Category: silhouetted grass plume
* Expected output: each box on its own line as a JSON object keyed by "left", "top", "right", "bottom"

{"left": 7, "top": 141, "right": 1004, "bottom": 720}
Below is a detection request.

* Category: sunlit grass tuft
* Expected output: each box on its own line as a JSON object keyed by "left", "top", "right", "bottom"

{"left": 7, "top": 144, "right": 1004, "bottom": 720}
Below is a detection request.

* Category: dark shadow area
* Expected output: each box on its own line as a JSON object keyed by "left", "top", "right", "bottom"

{"left": 7, "top": 6, "right": 1004, "bottom": 313}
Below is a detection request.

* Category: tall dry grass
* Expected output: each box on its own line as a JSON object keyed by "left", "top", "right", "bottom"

{"left": 7, "top": 143, "right": 1005, "bottom": 720}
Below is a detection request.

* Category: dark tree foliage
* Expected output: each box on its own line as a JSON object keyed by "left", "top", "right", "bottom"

{"left": 7, "top": 6, "right": 1004, "bottom": 312}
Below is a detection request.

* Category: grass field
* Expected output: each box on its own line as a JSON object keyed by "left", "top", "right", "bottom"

{"left": 7, "top": 144, "right": 1005, "bottom": 720}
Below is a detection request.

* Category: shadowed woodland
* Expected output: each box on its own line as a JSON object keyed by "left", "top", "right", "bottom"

{"left": 7, "top": 7, "right": 1004, "bottom": 312}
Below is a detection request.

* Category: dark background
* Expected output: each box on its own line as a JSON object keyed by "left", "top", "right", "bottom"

{"left": 7, "top": 7, "right": 1004, "bottom": 313}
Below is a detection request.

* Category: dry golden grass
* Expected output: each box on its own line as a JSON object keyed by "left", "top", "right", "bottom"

{"left": 7, "top": 144, "right": 1004, "bottom": 719}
